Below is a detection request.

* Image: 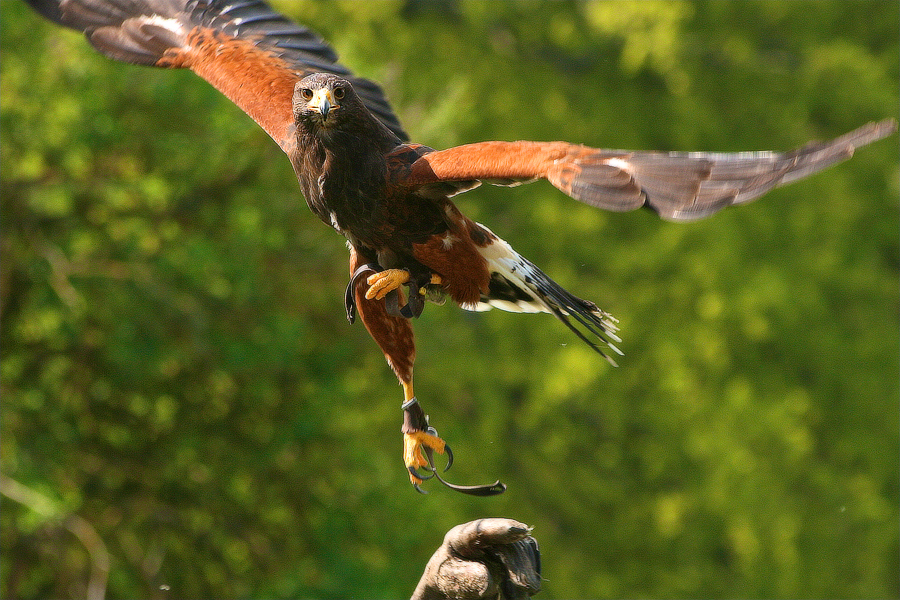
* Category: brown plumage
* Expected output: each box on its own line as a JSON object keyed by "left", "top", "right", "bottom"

{"left": 26, "top": 0, "right": 897, "bottom": 493}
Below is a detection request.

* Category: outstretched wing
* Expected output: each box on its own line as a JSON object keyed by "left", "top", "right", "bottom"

{"left": 403, "top": 119, "right": 896, "bottom": 221}
{"left": 25, "top": 0, "right": 408, "bottom": 150}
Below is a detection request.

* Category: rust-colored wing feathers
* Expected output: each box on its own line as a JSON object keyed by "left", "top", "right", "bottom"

{"left": 161, "top": 27, "right": 304, "bottom": 150}
{"left": 27, "top": 0, "right": 408, "bottom": 150}
{"left": 406, "top": 141, "right": 572, "bottom": 188}
{"left": 404, "top": 119, "right": 897, "bottom": 221}
{"left": 577, "top": 118, "right": 898, "bottom": 220}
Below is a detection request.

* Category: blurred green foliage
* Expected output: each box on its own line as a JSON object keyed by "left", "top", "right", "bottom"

{"left": 2, "top": 1, "right": 898, "bottom": 598}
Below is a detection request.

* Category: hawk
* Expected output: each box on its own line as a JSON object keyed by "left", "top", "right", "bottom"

{"left": 26, "top": 0, "right": 896, "bottom": 494}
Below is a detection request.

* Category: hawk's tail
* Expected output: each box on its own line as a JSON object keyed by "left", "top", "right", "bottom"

{"left": 468, "top": 231, "right": 623, "bottom": 366}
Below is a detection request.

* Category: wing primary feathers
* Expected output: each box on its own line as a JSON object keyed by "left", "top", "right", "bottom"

{"left": 562, "top": 119, "right": 898, "bottom": 221}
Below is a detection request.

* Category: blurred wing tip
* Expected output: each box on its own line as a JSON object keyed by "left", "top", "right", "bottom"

{"left": 862, "top": 118, "right": 898, "bottom": 140}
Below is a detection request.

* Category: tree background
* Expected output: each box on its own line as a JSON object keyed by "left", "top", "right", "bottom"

{"left": 2, "top": 1, "right": 897, "bottom": 598}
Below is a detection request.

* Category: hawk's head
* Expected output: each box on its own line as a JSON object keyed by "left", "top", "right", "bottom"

{"left": 293, "top": 73, "right": 362, "bottom": 133}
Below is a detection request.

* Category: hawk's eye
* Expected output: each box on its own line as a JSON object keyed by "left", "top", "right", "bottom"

{"left": 333, "top": 87, "right": 345, "bottom": 100}
{"left": 300, "top": 88, "right": 313, "bottom": 101}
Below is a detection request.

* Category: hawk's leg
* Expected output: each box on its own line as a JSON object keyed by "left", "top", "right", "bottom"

{"left": 349, "top": 247, "right": 504, "bottom": 495}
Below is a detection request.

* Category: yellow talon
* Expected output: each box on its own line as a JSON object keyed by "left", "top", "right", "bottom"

{"left": 404, "top": 430, "right": 447, "bottom": 484}
{"left": 365, "top": 270, "right": 444, "bottom": 301}
{"left": 365, "top": 269, "right": 410, "bottom": 300}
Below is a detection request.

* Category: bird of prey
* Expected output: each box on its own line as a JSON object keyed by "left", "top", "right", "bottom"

{"left": 26, "top": 0, "right": 896, "bottom": 494}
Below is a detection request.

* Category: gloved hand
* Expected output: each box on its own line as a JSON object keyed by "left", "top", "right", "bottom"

{"left": 411, "top": 518, "right": 541, "bottom": 600}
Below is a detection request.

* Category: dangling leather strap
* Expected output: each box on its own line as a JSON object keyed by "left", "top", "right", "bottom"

{"left": 345, "top": 262, "right": 381, "bottom": 324}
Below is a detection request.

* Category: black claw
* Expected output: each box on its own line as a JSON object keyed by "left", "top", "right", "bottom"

{"left": 443, "top": 443, "right": 454, "bottom": 472}
{"left": 421, "top": 443, "right": 439, "bottom": 475}
{"left": 413, "top": 482, "right": 428, "bottom": 494}
{"left": 408, "top": 465, "right": 434, "bottom": 482}
{"left": 426, "top": 426, "right": 453, "bottom": 472}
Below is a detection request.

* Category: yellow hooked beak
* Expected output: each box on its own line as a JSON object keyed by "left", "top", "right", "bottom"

{"left": 309, "top": 88, "right": 338, "bottom": 121}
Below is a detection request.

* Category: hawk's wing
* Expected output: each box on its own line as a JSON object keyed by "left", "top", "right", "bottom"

{"left": 26, "top": 0, "right": 407, "bottom": 150}
{"left": 403, "top": 120, "right": 896, "bottom": 221}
